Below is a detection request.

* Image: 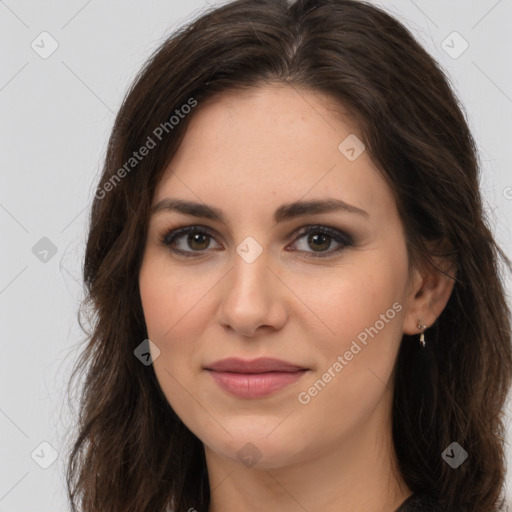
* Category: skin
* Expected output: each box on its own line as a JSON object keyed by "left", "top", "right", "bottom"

{"left": 138, "top": 84, "right": 455, "bottom": 512}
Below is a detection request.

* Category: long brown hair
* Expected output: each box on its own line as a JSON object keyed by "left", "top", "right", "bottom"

{"left": 65, "top": 1, "right": 512, "bottom": 511}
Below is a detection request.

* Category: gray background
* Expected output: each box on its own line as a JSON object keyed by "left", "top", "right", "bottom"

{"left": 1, "top": 0, "right": 511, "bottom": 510}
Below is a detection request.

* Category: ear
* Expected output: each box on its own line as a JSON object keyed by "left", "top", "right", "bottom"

{"left": 402, "top": 252, "right": 457, "bottom": 336}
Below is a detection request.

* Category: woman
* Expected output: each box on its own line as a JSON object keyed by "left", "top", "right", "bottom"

{"left": 65, "top": 1, "right": 512, "bottom": 511}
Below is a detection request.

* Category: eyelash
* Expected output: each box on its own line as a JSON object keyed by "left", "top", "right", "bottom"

{"left": 159, "top": 224, "right": 354, "bottom": 259}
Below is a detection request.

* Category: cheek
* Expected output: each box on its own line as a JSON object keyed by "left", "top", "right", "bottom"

{"left": 294, "top": 267, "right": 405, "bottom": 432}
{"left": 138, "top": 260, "right": 202, "bottom": 423}
{"left": 139, "top": 260, "right": 188, "bottom": 375}
{"left": 139, "top": 255, "right": 190, "bottom": 338}
{"left": 295, "top": 257, "right": 408, "bottom": 421}
{"left": 138, "top": 256, "right": 212, "bottom": 375}
{"left": 139, "top": 279, "right": 171, "bottom": 339}
{"left": 298, "top": 261, "right": 404, "bottom": 353}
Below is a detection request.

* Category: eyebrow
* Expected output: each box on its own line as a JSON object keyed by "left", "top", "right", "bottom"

{"left": 150, "top": 197, "right": 369, "bottom": 224}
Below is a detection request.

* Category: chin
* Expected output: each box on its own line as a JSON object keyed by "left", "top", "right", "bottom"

{"left": 209, "top": 436, "right": 304, "bottom": 470}
{"left": 199, "top": 418, "right": 311, "bottom": 469}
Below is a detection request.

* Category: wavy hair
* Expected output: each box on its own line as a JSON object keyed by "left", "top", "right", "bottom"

{"left": 65, "top": 1, "right": 512, "bottom": 511}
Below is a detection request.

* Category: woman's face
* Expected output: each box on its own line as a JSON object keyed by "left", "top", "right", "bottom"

{"left": 139, "top": 84, "right": 422, "bottom": 469}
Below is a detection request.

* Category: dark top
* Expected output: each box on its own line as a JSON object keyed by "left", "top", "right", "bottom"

{"left": 395, "top": 493, "right": 444, "bottom": 512}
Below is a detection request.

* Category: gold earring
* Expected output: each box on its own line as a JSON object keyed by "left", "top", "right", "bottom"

{"left": 417, "top": 320, "right": 427, "bottom": 347}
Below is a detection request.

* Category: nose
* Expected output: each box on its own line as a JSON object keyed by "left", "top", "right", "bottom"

{"left": 216, "top": 248, "right": 288, "bottom": 338}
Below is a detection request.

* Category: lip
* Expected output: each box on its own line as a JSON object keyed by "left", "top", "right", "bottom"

{"left": 205, "top": 357, "right": 306, "bottom": 373}
{"left": 204, "top": 357, "right": 308, "bottom": 399}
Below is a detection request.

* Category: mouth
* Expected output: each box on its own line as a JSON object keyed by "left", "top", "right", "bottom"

{"left": 204, "top": 357, "right": 309, "bottom": 399}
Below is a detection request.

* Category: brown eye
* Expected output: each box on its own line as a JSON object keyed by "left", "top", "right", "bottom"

{"left": 289, "top": 225, "right": 353, "bottom": 258}
{"left": 160, "top": 224, "right": 353, "bottom": 259}
{"left": 186, "top": 232, "right": 211, "bottom": 251}
{"left": 307, "top": 232, "right": 331, "bottom": 252}
{"left": 161, "top": 225, "right": 220, "bottom": 257}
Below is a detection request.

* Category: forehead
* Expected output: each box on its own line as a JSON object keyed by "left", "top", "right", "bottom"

{"left": 153, "top": 84, "right": 395, "bottom": 226}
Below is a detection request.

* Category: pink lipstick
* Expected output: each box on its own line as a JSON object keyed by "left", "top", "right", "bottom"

{"left": 204, "top": 357, "right": 308, "bottom": 399}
